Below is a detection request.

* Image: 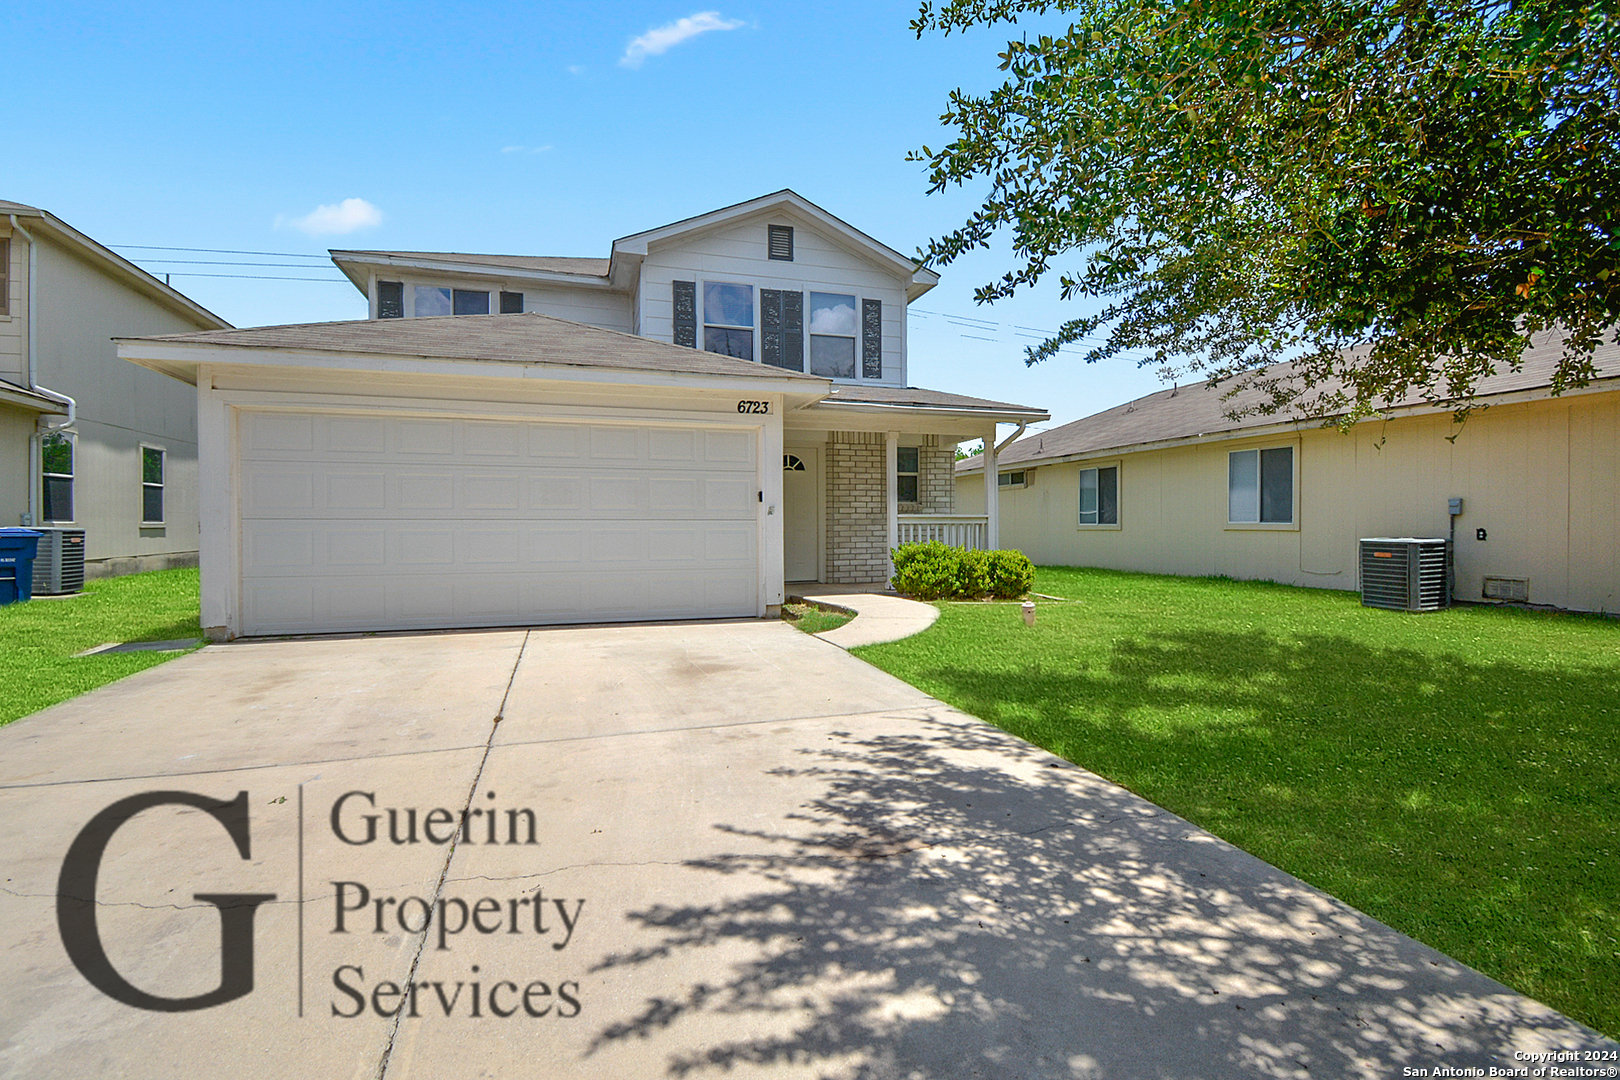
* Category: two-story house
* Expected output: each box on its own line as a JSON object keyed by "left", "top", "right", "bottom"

{"left": 2, "top": 201, "right": 230, "bottom": 580}
{"left": 117, "top": 191, "right": 1047, "bottom": 638}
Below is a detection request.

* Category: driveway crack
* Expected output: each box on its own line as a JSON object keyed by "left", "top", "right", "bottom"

{"left": 373, "top": 629, "right": 529, "bottom": 1080}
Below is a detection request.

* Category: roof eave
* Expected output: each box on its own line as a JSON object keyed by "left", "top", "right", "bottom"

{"left": 329, "top": 252, "right": 617, "bottom": 295}
{"left": 8, "top": 208, "right": 231, "bottom": 330}
{"left": 970, "top": 373, "right": 1620, "bottom": 472}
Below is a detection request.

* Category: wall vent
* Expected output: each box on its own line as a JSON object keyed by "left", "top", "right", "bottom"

{"left": 1359, "top": 537, "right": 1448, "bottom": 612}
{"left": 32, "top": 527, "right": 86, "bottom": 595}
{"left": 768, "top": 224, "right": 794, "bottom": 261}
{"left": 1482, "top": 576, "right": 1529, "bottom": 602}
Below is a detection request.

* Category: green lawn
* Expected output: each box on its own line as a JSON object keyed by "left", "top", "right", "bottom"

{"left": 856, "top": 566, "right": 1620, "bottom": 1038}
{"left": 782, "top": 601, "right": 855, "bottom": 635}
{"left": 0, "top": 567, "right": 202, "bottom": 727}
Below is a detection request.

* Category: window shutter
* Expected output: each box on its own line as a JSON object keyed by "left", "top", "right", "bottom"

{"left": 768, "top": 224, "right": 794, "bottom": 261}
{"left": 672, "top": 280, "right": 696, "bottom": 347}
{"left": 861, "top": 299, "right": 882, "bottom": 379}
{"left": 377, "top": 280, "right": 403, "bottom": 319}
{"left": 761, "top": 288, "right": 804, "bottom": 371}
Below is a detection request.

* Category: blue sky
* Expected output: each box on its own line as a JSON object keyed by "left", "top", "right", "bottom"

{"left": 6, "top": 0, "right": 1173, "bottom": 430}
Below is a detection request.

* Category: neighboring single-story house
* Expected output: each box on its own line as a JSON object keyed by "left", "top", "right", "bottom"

{"left": 957, "top": 335, "right": 1619, "bottom": 613}
{"left": 118, "top": 192, "right": 1046, "bottom": 638}
{"left": 2, "top": 200, "right": 230, "bottom": 577}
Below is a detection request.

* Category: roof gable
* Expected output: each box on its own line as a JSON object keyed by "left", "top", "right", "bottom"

{"left": 610, "top": 190, "right": 939, "bottom": 299}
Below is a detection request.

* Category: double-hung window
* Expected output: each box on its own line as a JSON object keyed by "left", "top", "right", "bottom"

{"left": 1228, "top": 446, "right": 1293, "bottom": 523}
{"left": 897, "top": 446, "right": 919, "bottom": 503}
{"left": 1078, "top": 465, "right": 1118, "bottom": 525}
{"left": 141, "top": 446, "right": 166, "bottom": 524}
{"left": 42, "top": 432, "right": 73, "bottom": 522}
{"left": 703, "top": 282, "right": 754, "bottom": 360}
{"left": 808, "top": 292, "right": 857, "bottom": 379}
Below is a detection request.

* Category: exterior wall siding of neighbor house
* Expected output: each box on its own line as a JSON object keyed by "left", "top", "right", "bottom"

{"left": 960, "top": 388, "right": 1620, "bottom": 613}
{"left": 33, "top": 233, "right": 205, "bottom": 573}
{"left": 0, "top": 406, "right": 33, "bottom": 521}
{"left": 637, "top": 214, "right": 909, "bottom": 385}
{"left": 1, "top": 226, "right": 23, "bottom": 384}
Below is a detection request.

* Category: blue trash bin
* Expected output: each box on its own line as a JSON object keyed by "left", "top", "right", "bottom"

{"left": 0, "top": 528, "right": 43, "bottom": 606}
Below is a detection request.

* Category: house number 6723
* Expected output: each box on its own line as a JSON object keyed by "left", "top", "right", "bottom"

{"left": 736, "top": 400, "right": 770, "bottom": 414}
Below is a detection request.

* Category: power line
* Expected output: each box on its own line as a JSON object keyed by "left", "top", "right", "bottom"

{"left": 129, "top": 259, "right": 347, "bottom": 268}
{"left": 110, "top": 244, "right": 332, "bottom": 259}
{"left": 154, "top": 272, "right": 350, "bottom": 282}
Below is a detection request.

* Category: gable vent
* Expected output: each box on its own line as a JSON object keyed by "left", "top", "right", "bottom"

{"left": 768, "top": 224, "right": 794, "bottom": 261}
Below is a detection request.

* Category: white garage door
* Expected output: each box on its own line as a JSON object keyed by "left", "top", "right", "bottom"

{"left": 236, "top": 410, "right": 759, "bottom": 636}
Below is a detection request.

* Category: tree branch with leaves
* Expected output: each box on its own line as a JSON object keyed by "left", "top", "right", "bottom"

{"left": 912, "top": 0, "right": 1619, "bottom": 424}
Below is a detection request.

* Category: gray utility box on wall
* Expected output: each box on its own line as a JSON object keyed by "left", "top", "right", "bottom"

{"left": 31, "top": 527, "right": 86, "bottom": 595}
{"left": 1359, "top": 537, "right": 1449, "bottom": 612}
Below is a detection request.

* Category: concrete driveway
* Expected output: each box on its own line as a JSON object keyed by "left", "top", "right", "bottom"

{"left": 0, "top": 620, "right": 1611, "bottom": 1079}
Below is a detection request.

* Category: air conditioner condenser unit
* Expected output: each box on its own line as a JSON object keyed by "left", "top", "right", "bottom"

{"left": 1359, "top": 537, "right": 1448, "bottom": 612}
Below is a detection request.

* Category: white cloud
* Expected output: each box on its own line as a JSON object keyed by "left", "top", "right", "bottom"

{"left": 281, "top": 198, "right": 383, "bottom": 236}
{"left": 620, "top": 11, "right": 743, "bottom": 68}
{"left": 567, "top": 64, "right": 586, "bottom": 75}
{"left": 501, "top": 145, "right": 553, "bottom": 154}
{"left": 810, "top": 301, "right": 857, "bottom": 336}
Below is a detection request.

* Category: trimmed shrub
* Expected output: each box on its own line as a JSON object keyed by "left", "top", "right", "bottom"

{"left": 889, "top": 541, "right": 959, "bottom": 600}
{"left": 984, "top": 549, "right": 1036, "bottom": 598}
{"left": 889, "top": 542, "right": 1034, "bottom": 600}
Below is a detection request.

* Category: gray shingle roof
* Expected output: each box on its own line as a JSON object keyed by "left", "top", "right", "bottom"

{"left": 127, "top": 312, "right": 825, "bottom": 382}
{"left": 330, "top": 251, "right": 610, "bottom": 277}
{"left": 962, "top": 333, "right": 1620, "bottom": 472}
{"left": 820, "top": 383, "right": 1046, "bottom": 416}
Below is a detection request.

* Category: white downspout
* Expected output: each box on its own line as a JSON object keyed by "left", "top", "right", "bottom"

{"left": 995, "top": 422, "right": 1027, "bottom": 455}
{"left": 11, "top": 215, "right": 76, "bottom": 528}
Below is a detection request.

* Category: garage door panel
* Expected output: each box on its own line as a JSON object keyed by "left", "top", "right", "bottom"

{"left": 326, "top": 416, "right": 387, "bottom": 453}
{"left": 237, "top": 411, "right": 761, "bottom": 635}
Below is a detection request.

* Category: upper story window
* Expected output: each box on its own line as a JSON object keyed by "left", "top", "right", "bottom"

{"left": 704, "top": 282, "right": 754, "bottom": 361}
{"left": 809, "top": 292, "right": 857, "bottom": 379}
{"left": 378, "top": 280, "right": 403, "bottom": 319}
{"left": 413, "top": 286, "right": 491, "bottom": 317}
{"left": 674, "top": 279, "right": 885, "bottom": 381}
{"left": 500, "top": 291, "right": 524, "bottom": 314}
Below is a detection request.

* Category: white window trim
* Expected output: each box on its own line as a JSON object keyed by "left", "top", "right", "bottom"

{"left": 140, "top": 443, "right": 167, "bottom": 526}
{"left": 896, "top": 444, "right": 921, "bottom": 505}
{"left": 1076, "top": 460, "right": 1123, "bottom": 530}
{"left": 700, "top": 279, "right": 757, "bottom": 362}
{"left": 41, "top": 429, "right": 76, "bottom": 524}
{"left": 1224, "top": 441, "right": 1299, "bottom": 531}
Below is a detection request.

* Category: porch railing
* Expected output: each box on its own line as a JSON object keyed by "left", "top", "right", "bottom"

{"left": 897, "top": 514, "right": 989, "bottom": 551}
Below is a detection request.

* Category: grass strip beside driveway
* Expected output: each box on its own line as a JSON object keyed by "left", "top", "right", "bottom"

{"left": 856, "top": 566, "right": 1620, "bottom": 1039}
{"left": 0, "top": 568, "right": 202, "bottom": 727}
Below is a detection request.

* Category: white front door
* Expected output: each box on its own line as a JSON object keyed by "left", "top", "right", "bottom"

{"left": 782, "top": 447, "right": 818, "bottom": 582}
{"left": 234, "top": 410, "right": 760, "bottom": 635}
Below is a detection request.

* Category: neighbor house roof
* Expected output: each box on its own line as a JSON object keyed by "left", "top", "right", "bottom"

{"left": 121, "top": 311, "right": 828, "bottom": 383}
{"left": 960, "top": 333, "right": 1620, "bottom": 473}
{"left": 1, "top": 200, "right": 230, "bottom": 330}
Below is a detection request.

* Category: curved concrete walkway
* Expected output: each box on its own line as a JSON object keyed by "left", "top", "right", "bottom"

{"left": 789, "top": 585, "right": 939, "bottom": 648}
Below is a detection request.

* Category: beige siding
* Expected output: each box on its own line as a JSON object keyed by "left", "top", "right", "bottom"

{"left": 0, "top": 405, "right": 33, "bottom": 525}
{"left": 518, "top": 283, "right": 632, "bottom": 332}
{"left": 0, "top": 226, "right": 25, "bottom": 385}
{"left": 33, "top": 234, "right": 212, "bottom": 565}
{"left": 638, "top": 212, "right": 909, "bottom": 385}
{"left": 983, "top": 390, "right": 1620, "bottom": 613}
